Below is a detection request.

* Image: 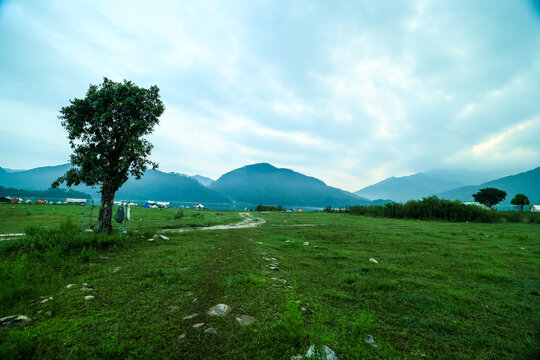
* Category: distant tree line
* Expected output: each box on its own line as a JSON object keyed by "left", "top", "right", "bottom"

{"left": 255, "top": 204, "right": 284, "bottom": 211}
{"left": 327, "top": 196, "right": 539, "bottom": 224}
{"left": 0, "top": 185, "right": 91, "bottom": 201}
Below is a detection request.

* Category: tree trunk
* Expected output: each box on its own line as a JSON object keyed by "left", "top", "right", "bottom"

{"left": 96, "top": 184, "right": 115, "bottom": 234}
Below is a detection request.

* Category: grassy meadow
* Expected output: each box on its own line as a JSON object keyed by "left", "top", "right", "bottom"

{"left": 0, "top": 204, "right": 539, "bottom": 359}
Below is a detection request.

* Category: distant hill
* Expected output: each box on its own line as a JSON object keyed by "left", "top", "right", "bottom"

{"left": 437, "top": 167, "right": 540, "bottom": 205}
{"left": 209, "top": 163, "right": 370, "bottom": 207}
{"left": 0, "top": 164, "right": 229, "bottom": 203}
{"left": 0, "top": 185, "right": 91, "bottom": 201}
{"left": 354, "top": 169, "right": 511, "bottom": 202}
{"left": 191, "top": 175, "right": 214, "bottom": 187}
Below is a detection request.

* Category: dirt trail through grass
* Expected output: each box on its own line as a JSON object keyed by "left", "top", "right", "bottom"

{"left": 166, "top": 212, "right": 265, "bottom": 232}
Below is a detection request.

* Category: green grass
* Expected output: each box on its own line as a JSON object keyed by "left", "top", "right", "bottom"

{"left": 0, "top": 204, "right": 242, "bottom": 234}
{"left": 1, "top": 209, "right": 539, "bottom": 359}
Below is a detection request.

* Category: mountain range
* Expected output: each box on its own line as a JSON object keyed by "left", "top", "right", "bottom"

{"left": 1, "top": 163, "right": 538, "bottom": 207}
{"left": 355, "top": 167, "right": 539, "bottom": 204}
{"left": 0, "top": 163, "right": 370, "bottom": 208}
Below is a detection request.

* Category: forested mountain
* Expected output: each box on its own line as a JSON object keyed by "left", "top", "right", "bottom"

{"left": 210, "top": 163, "right": 370, "bottom": 207}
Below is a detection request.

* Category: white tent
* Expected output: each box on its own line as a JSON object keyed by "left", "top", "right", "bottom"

{"left": 195, "top": 204, "right": 205, "bottom": 209}
{"left": 531, "top": 205, "right": 540, "bottom": 212}
{"left": 66, "top": 198, "right": 87, "bottom": 204}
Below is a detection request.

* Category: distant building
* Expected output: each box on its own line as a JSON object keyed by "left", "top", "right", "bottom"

{"left": 532, "top": 205, "right": 540, "bottom": 212}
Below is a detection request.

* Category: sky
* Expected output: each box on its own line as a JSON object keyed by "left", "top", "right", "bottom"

{"left": 1, "top": 0, "right": 539, "bottom": 191}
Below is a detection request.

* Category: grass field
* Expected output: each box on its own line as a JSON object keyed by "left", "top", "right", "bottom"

{"left": 1, "top": 205, "right": 539, "bottom": 359}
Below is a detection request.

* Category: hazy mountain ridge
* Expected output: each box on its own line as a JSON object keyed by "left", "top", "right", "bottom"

{"left": 0, "top": 164, "right": 228, "bottom": 203}
{"left": 437, "top": 167, "right": 540, "bottom": 204}
{"left": 210, "top": 163, "right": 370, "bottom": 207}
{"left": 354, "top": 168, "right": 528, "bottom": 203}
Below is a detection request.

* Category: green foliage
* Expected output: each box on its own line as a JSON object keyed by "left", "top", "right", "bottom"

{"left": 52, "top": 78, "right": 164, "bottom": 233}
{"left": 473, "top": 187, "right": 507, "bottom": 208}
{"left": 350, "top": 196, "right": 501, "bottom": 222}
{"left": 511, "top": 193, "right": 530, "bottom": 211}
{"left": 256, "top": 204, "right": 284, "bottom": 211}
{"left": 173, "top": 209, "right": 184, "bottom": 219}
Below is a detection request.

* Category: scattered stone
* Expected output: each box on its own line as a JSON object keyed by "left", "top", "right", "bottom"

{"left": 185, "top": 291, "right": 193, "bottom": 297}
{"left": 0, "top": 315, "right": 31, "bottom": 328}
{"left": 177, "top": 333, "right": 186, "bottom": 341}
{"left": 271, "top": 257, "right": 277, "bottom": 261}
{"left": 183, "top": 313, "right": 198, "bottom": 320}
{"left": 65, "top": 284, "right": 76, "bottom": 289}
{"left": 369, "top": 258, "right": 379, "bottom": 264}
{"left": 80, "top": 285, "right": 95, "bottom": 291}
{"left": 270, "top": 266, "right": 280, "bottom": 271}
{"left": 306, "top": 345, "right": 338, "bottom": 360}
{"left": 84, "top": 295, "right": 95, "bottom": 301}
{"left": 112, "top": 267, "right": 121, "bottom": 273}
{"left": 285, "top": 240, "right": 291, "bottom": 243}
{"left": 159, "top": 235, "right": 169, "bottom": 240}
{"left": 168, "top": 306, "right": 180, "bottom": 312}
{"left": 291, "top": 355, "right": 304, "bottom": 360}
{"left": 364, "top": 334, "right": 378, "bottom": 348}
{"left": 236, "top": 314, "right": 255, "bottom": 325}
{"left": 208, "top": 304, "right": 231, "bottom": 316}
{"left": 304, "top": 242, "right": 310, "bottom": 246}
{"left": 519, "top": 247, "right": 525, "bottom": 250}
{"left": 257, "top": 241, "right": 263, "bottom": 244}
{"left": 192, "top": 297, "right": 198, "bottom": 303}
{"left": 204, "top": 327, "right": 217, "bottom": 334}
{"left": 147, "top": 238, "right": 155, "bottom": 242}
{"left": 314, "top": 245, "right": 319, "bottom": 248}
{"left": 299, "top": 306, "right": 312, "bottom": 315}
{"left": 31, "top": 296, "right": 52, "bottom": 304}
{"left": 82, "top": 283, "right": 88, "bottom": 286}
{"left": 192, "top": 322, "right": 205, "bottom": 328}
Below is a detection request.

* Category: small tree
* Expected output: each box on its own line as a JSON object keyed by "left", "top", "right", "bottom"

{"left": 52, "top": 78, "right": 165, "bottom": 234}
{"left": 472, "top": 187, "right": 507, "bottom": 209}
{"left": 511, "top": 193, "right": 530, "bottom": 211}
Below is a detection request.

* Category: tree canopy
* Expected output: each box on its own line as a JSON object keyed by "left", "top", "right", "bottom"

{"left": 472, "top": 187, "right": 506, "bottom": 209}
{"left": 511, "top": 193, "right": 530, "bottom": 211}
{"left": 52, "top": 78, "right": 164, "bottom": 233}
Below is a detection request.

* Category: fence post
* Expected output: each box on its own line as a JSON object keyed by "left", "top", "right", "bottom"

{"left": 89, "top": 199, "right": 94, "bottom": 229}
{"left": 80, "top": 202, "right": 86, "bottom": 236}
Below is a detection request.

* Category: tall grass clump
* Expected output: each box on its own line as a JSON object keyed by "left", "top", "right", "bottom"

{"left": 0, "top": 220, "right": 131, "bottom": 313}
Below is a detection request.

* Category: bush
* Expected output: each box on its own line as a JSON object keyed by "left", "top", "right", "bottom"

{"left": 348, "top": 196, "right": 502, "bottom": 223}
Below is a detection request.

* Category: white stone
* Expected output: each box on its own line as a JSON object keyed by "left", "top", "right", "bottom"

{"left": 304, "top": 242, "right": 310, "bottom": 246}
{"left": 65, "top": 284, "right": 76, "bottom": 289}
{"left": 112, "top": 267, "right": 121, "bottom": 273}
{"left": 0, "top": 315, "right": 31, "bottom": 328}
{"left": 147, "top": 238, "right": 154, "bottom": 242}
{"left": 84, "top": 295, "right": 95, "bottom": 300}
{"left": 192, "top": 322, "right": 205, "bottom": 328}
{"left": 369, "top": 258, "right": 379, "bottom": 264}
{"left": 204, "top": 327, "right": 217, "bottom": 334}
{"left": 183, "top": 313, "right": 198, "bottom": 320}
{"left": 208, "top": 304, "right": 231, "bottom": 316}
{"left": 306, "top": 345, "right": 338, "bottom": 360}
{"left": 159, "top": 235, "right": 169, "bottom": 240}
{"left": 364, "top": 334, "right": 378, "bottom": 348}
{"left": 236, "top": 314, "right": 255, "bottom": 325}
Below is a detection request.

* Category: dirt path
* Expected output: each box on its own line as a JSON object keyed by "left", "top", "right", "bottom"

{"left": 0, "top": 213, "right": 266, "bottom": 240}
{"left": 166, "top": 212, "right": 266, "bottom": 232}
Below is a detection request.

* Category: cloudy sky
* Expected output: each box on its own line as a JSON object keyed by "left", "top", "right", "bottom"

{"left": 1, "top": 0, "right": 539, "bottom": 191}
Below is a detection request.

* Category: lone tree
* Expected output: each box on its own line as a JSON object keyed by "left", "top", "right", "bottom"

{"left": 511, "top": 193, "right": 530, "bottom": 211}
{"left": 472, "top": 187, "right": 507, "bottom": 209}
{"left": 52, "top": 78, "right": 165, "bottom": 234}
